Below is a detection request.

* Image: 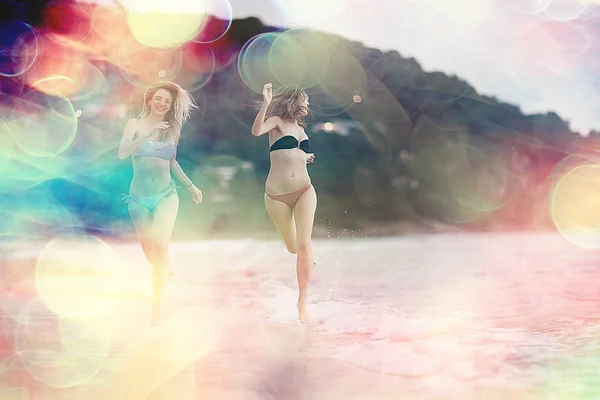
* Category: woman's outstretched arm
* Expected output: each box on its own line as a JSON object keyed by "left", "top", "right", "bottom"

{"left": 251, "top": 83, "right": 280, "bottom": 136}
{"left": 170, "top": 157, "right": 193, "bottom": 188}
{"left": 170, "top": 143, "right": 203, "bottom": 205}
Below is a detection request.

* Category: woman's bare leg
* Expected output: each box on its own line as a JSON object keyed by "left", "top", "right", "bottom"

{"left": 148, "top": 193, "right": 179, "bottom": 323}
{"left": 264, "top": 194, "right": 297, "bottom": 253}
{"left": 292, "top": 187, "right": 317, "bottom": 324}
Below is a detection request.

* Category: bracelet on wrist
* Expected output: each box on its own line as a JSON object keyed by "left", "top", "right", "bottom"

{"left": 186, "top": 182, "right": 193, "bottom": 188}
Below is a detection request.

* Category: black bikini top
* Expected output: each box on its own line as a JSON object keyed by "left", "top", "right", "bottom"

{"left": 269, "top": 135, "right": 311, "bottom": 153}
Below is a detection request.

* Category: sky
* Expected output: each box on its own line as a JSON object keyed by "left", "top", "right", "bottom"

{"left": 80, "top": 0, "right": 600, "bottom": 134}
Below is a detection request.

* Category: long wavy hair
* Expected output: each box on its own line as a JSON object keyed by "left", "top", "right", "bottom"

{"left": 261, "top": 84, "right": 309, "bottom": 127}
{"left": 138, "top": 81, "right": 198, "bottom": 141}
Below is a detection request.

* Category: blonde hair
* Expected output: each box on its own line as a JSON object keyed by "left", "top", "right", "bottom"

{"left": 138, "top": 81, "right": 198, "bottom": 141}
{"left": 262, "top": 84, "right": 309, "bottom": 127}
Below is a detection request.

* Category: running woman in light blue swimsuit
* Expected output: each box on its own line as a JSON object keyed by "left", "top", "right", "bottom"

{"left": 118, "top": 81, "right": 202, "bottom": 324}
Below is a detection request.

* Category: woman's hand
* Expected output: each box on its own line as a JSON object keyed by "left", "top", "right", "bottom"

{"left": 306, "top": 153, "right": 315, "bottom": 164}
{"left": 188, "top": 185, "right": 203, "bottom": 205}
{"left": 149, "top": 121, "right": 169, "bottom": 136}
{"left": 262, "top": 83, "right": 273, "bottom": 105}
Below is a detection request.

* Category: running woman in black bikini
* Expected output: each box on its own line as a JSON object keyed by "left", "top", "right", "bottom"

{"left": 118, "top": 81, "right": 202, "bottom": 325}
{"left": 252, "top": 83, "right": 317, "bottom": 324}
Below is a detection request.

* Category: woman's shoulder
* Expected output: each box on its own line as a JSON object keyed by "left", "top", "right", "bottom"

{"left": 125, "top": 118, "right": 140, "bottom": 129}
{"left": 266, "top": 115, "right": 283, "bottom": 124}
{"left": 296, "top": 125, "right": 309, "bottom": 140}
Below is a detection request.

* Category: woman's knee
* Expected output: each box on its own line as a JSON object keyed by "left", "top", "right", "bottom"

{"left": 144, "top": 241, "right": 169, "bottom": 265}
{"left": 139, "top": 240, "right": 155, "bottom": 262}
{"left": 154, "top": 245, "right": 169, "bottom": 262}
{"left": 296, "top": 240, "right": 311, "bottom": 255}
{"left": 286, "top": 243, "right": 297, "bottom": 254}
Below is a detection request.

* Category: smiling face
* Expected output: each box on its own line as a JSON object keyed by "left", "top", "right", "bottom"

{"left": 148, "top": 88, "right": 173, "bottom": 118}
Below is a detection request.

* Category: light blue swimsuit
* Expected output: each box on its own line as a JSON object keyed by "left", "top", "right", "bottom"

{"left": 122, "top": 140, "right": 178, "bottom": 211}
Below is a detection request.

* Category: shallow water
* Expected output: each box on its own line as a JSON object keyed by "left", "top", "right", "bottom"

{"left": 2, "top": 233, "right": 600, "bottom": 399}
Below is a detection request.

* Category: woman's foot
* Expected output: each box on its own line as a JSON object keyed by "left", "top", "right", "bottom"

{"left": 297, "top": 299, "right": 310, "bottom": 324}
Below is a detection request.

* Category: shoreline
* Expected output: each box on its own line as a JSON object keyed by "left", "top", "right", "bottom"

{"left": 1, "top": 226, "right": 563, "bottom": 254}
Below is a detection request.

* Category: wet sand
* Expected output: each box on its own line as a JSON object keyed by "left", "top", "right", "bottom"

{"left": 1, "top": 233, "right": 600, "bottom": 399}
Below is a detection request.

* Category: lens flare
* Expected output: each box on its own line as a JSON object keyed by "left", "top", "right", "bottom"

{"left": 408, "top": 138, "right": 508, "bottom": 224}
{"left": 14, "top": 298, "right": 110, "bottom": 388}
{"left": 31, "top": 62, "right": 107, "bottom": 102}
{"left": 268, "top": 29, "right": 330, "bottom": 89}
{"left": 0, "top": 387, "right": 30, "bottom": 399}
{"left": 304, "top": 87, "right": 348, "bottom": 117}
{"left": 0, "top": 20, "right": 39, "bottom": 77}
{"left": 0, "top": 119, "right": 16, "bottom": 175}
{"left": 421, "top": 102, "right": 471, "bottom": 132}
{"left": 35, "top": 386, "right": 92, "bottom": 400}
{"left": 0, "top": 253, "right": 28, "bottom": 286}
{"left": 148, "top": 367, "right": 196, "bottom": 400}
{"left": 0, "top": 148, "right": 74, "bottom": 195}
{"left": 3, "top": 192, "right": 82, "bottom": 239}
{"left": 222, "top": 73, "right": 256, "bottom": 130}
{"left": 43, "top": 1, "right": 94, "bottom": 46}
{"left": 448, "top": 143, "right": 509, "bottom": 213}
{"left": 551, "top": 164, "right": 600, "bottom": 248}
{"left": 117, "top": 37, "right": 183, "bottom": 86}
{"left": 0, "top": 75, "right": 25, "bottom": 100}
{"left": 8, "top": 90, "right": 78, "bottom": 158}
{"left": 22, "top": 34, "right": 107, "bottom": 99}
{"left": 359, "top": 49, "right": 387, "bottom": 81}
{"left": 121, "top": 0, "right": 207, "bottom": 48}
{"left": 178, "top": 44, "right": 216, "bottom": 90}
{"left": 545, "top": 0, "right": 588, "bottom": 21}
{"left": 104, "top": 305, "right": 221, "bottom": 399}
{"left": 192, "top": 0, "right": 233, "bottom": 44}
{"left": 238, "top": 32, "right": 281, "bottom": 93}
{"left": 269, "top": 34, "right": 310, "bottom": 87}
{"left": 35, "top": 234, "right": 125, "bottom": 320}
{"left": 317, "top": 37, "right": 367, "bottom": 115}
{"left": 86, "top": 4, "right": 133, "bottom": 59}
{"left": 410, "top": 111, "right": 469, "bottom": 155}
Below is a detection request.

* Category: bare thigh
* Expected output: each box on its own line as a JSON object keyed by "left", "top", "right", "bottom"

{"left": 151, "top": 192, "right": 179, "bottom": 248}
{"left": 264, "top": 193, "right": 297, "bottom": 254}
{"left": 128, "top": 201, "right": 154, "bottom": 261}
{"left": 293, "top": 186, "right": 317, "bottom": 251}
